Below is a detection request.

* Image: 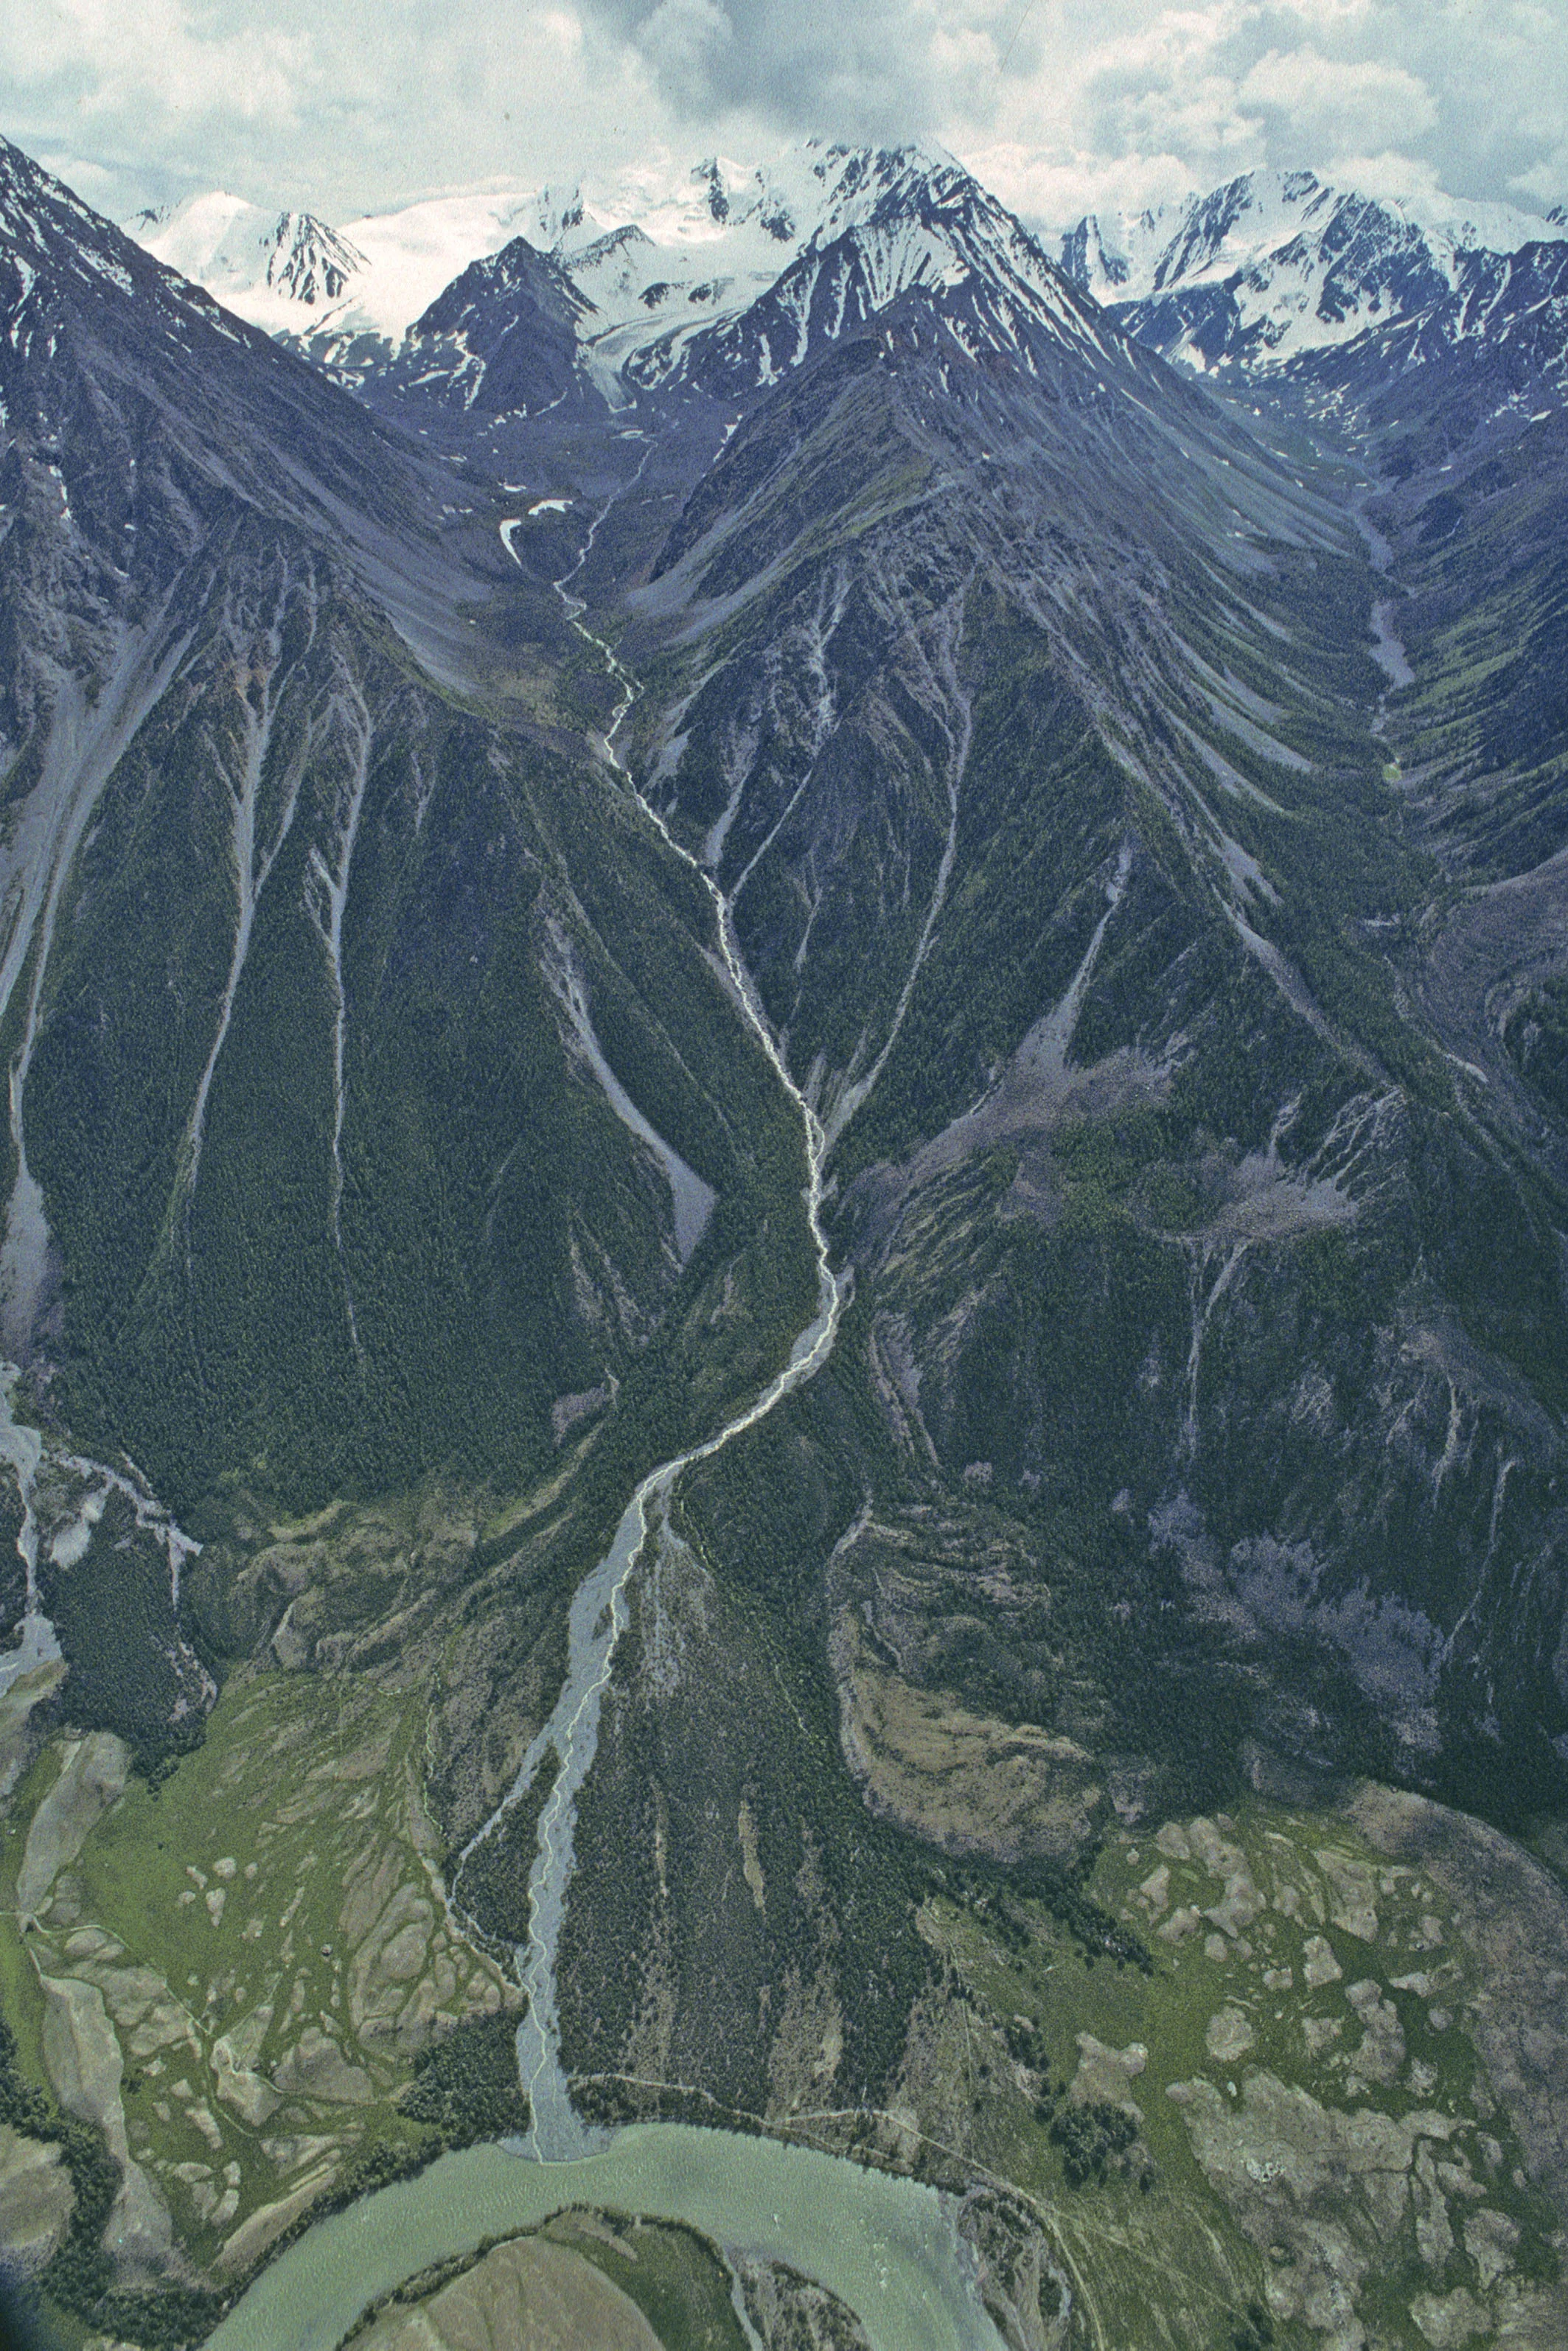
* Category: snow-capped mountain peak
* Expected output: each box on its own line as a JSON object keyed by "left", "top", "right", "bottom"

{"left": 1052, "top": 168, "right": 1565, "bottom": 372}
{"left": 125, "top": 140, "right": 1083, "bottom": 403}
{"left": 265, "top": 211, "right": 366, "bottom": 308}
{"left": 618, "top": 144, "right": 1109, "bottom": 399}
{"left": 551, "top": 142, "right": 1114, "bottom": 398}
{"left": 137, "top": 192, "right": 368, "bottom": 334}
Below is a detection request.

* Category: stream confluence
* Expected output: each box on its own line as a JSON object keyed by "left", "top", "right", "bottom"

{"left": 209, "top": 489, "right": 1008, "bottom": 2351}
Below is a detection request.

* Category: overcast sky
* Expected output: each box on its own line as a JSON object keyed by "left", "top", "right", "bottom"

{"left": 2, "top": 0, "right": 1565, "bottom": 229}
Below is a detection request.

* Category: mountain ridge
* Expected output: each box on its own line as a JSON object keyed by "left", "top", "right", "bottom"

{"left": 2, "top": 119, "right": 1568, "bottom": 2351}
{"left": 1050, "top": 165, "right": 1564, "bottom": 357}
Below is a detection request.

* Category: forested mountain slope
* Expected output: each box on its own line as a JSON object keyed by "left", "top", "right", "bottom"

{"left": 603, "top": 216, "right": 1568, "bottom": 1811}
{"left": 0, "top": 130, "right": 818, "bottom": 1514}
{"left": 1, "top": 128, "right": 1567, "bottom": 2351}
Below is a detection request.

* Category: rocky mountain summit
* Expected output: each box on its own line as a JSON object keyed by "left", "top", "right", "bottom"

{"left": 1051, "top": 167, "right": 1565, "bottom": 374}
{"left": 133, "top": 194, "right": 369, "bottom": 335}
{"left": 135, "top": 142, "right": 987, "bottom": 396}
{"left": 133, "top": 142, "right": 1129, "bottom": 411}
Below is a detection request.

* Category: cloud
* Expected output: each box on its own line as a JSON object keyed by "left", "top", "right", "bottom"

{"left": 0, "top": 0, "right": 667, "bottom": 215}
{"left": 0, "top": 0, "right": 1564, "bottom": 229}
{"left": 1239, "top": 46, "right": 1438, "bottom": 152}
{"left": 969, "top": 0, "right": 1567, "bottom": 226}
{"left": 636, "top": 0, "right": 734, "bottom": 88}
{"left": 571, "top": 0, "right": 965, "bottom": 140}
{"left": 0, "top": 0, "right": 310, "bottom": 125}
{"left": 1060, "top": 14, "right": 1443, "bottom": 180}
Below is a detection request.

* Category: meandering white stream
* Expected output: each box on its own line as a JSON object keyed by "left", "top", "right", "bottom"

{"left": 206, "top": 493, "right": 1010, "bottom": 2351}
{"left": 1348, "top": 492, "right": 1414, "bottom": 703}
{"left": 0, "top": 473, "right": 1012, "bottom": 2351}
{"left": 304, "top": 676, "right": 374, "bottom": 1352}
{"left": 481, "top": 478, "right": 846, "bottom": 2160}
{"left": 209, "top": 490, "right": 1007, "bottom": 2351}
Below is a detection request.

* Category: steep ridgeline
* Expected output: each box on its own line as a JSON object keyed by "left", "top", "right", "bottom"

{"left": 1054, "top": 167, "right": 1565, "bottom": 377}
{"left": 1057, "top": 166, "right": 1568, "bottom": 641}
{"left": 5, "top": 120, "right": 1568, "bottom": 2351}
{"left": 1289, "top": 231, "right": 1568, "bottom": 436}
{"left": 548, "top": 181, "right": 1568, "bottom": 2137}
{"left": 1051, "top": 170, "right": 1568, "bottom": 1293}
{"left": 1280, "top": 224, "right": 1568, "bottom": 901}
{"left": 1314, "top": 296, "right": 1568, "bottom": 1460}
{"left": 366, "top": 237, "right": 598, "bottom": 430}
{"left": 355, "top": 139, "right": 1090, "bottom": 439}
{"left": 0, "top": 131, "right": 813, "bottom": 1544}
{"left": 619, "top": 149, "right": 1101, "bottom": 400}
{"left": 136, "top": 144, "right": 1057, "bottom": 408}
{"left": 1095, "top": 173, "right": 1568, "bottom": 1471}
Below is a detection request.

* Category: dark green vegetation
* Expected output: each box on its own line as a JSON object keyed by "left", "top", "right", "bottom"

{"left": 1047, "top": 2097, "right": 1140, "bottom": 2190}
{"left": 552, "top": 282, "right": 1568, "bottom": 2181}
{"left": 0, "top": 2013, "right": 222, "bottom": 2348}
{"left": 540, "top": 159, "right": 1568, "bottom": 2351}
{"left": 2, "top": 124, "right": 1568, "bottom": 2351}
{"left": 558, "top": 1496, "right": 941, "bottom": 2120}
{"left": 0, "top": 143, "right": 817, "bottom": 1547}
{"left": 26, "top": 567, "right": 813, "bottom": 1514}
{"left": 343, "top": 2211, "right": 759, "bottom": 2351}
{"left": 609, "top": 247, "right": 1568, "bottom": 1838}
{"left": 400, "top": 2012, "right": 532, "bottom": 2146}
{"left": 452, "top": 1755, "right": 560, "bottom": 1948}
{"left": 33, "top": 1488, "right": 211, "bottom": 1777}
{"left": 1503, "top": 978, "right": 1568, "bottom": 1126}
{"left": 544, "top": 2212, "right": 752, "bottom": 2351}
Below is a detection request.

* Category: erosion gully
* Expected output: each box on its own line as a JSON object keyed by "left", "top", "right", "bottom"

{"left": 195, "top": 476, "right": 1008, "bottom": 2351}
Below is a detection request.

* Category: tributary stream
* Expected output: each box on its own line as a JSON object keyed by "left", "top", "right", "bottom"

{"left": 209, "top": 491, "right": 1009, "bottom": 2351}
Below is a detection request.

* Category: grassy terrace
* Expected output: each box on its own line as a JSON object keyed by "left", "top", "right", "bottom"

{"left": 901, "top": 1797, "right": 1563, "bottom": 2351}
{"left": 0, "top": 1667, "right": 520, "bottom": 2308}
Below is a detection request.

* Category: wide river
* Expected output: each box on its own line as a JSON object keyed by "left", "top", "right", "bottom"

{"left": 206, "top": 2125, "right": 1006, "bottom": 2351}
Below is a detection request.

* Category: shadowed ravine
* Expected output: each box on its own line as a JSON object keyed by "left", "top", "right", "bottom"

{"left": 472, "top": 492, "right": 848, "bottom": 2159}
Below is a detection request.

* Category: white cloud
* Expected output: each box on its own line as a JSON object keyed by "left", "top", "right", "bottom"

{"left": 637, "top": 0, "right": 734, "bottom": 86}
{"left": 0, "top": 0, "right": 310, "bottom": 124}
{"left": 961, "top": 0, "right": 1566, "bottom": 229}
{"left": 0, "top": 0, "right": 1563, "bottom": 230}
{"left": 1238, "top": 46, "right": 1438, "bottom": 150}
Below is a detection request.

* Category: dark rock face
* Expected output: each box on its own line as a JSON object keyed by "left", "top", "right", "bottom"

{"left": 1118, "top": 186, "right": 1459, "bottom": 372}
{"left": 10, "top": 122, "right": 1567, "bottom": 1809}
{"left": 606, "top": 251, "right": 1568, "bottom": 1832}
{"left": 621, "top": 153, "right": 1113, "bottom": 400}
{"left": 1051, "top": 169, "right": 1568, "bottom": 434}
{"left": 374, "top": 234, "right": 596, "bottom": 421}
{"left": 0, "top": 134, "right": 795, "bottom": 1511}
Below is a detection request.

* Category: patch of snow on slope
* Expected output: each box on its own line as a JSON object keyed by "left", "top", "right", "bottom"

{"left": 128, "top": 142, "right": 1086, "bottom": 391}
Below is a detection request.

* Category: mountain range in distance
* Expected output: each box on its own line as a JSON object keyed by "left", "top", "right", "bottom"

{"left": 1, "top": 115, "right": 1568, "bottom": 2351}
{"left": 130, "top": 143, "right": 1568, "bottom": 397}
